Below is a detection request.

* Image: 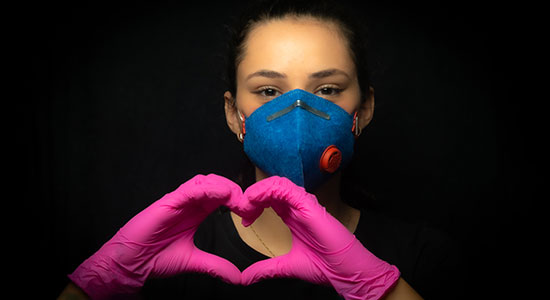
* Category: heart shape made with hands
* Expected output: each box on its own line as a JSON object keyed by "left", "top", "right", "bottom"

{"left": 181, "top": 174, "right": 399, "bottom": 300}
{"left": 69, "top": 174, "right": 399, "bottom": 300}
{"left": 138, "top": 173, "right": 346, "bottom": 286}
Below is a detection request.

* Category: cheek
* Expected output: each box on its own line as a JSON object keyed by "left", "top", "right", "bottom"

{"left": 235, "top": 94, "right": 263, "bottom": 118}
{"left": 336, "top": 88, "right": 362, "bottom": 114}
{"left": 338, "top": 102, "right": 359, "bottom": 115}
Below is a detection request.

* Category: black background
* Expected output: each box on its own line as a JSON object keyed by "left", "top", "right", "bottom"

{"left": 16, "top": 0, "right": 542, "bottom": 298}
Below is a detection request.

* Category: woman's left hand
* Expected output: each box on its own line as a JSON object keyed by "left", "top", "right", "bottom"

{"left": 240, "top": 176, "right": 400, "bottom": 300}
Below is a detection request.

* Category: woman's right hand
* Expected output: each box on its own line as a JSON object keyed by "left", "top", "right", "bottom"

{"left": 68, "top": 174, "right": 243, "bottom": 299}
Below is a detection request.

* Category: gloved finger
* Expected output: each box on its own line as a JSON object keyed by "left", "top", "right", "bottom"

{"left": 236, "top": 176, "right": 301, "bottom": 227}
{"left": 241, "top": 255, "right": 292, "bottom": 286}
{"left": 185, "top": 248, "right": 242, "bottom": 285}
{"left": 243, "top": 176, "right": 319, "bottom": 223}
{"left": 239, "top": 207, "right": 264, "bottom": 228}
{"left": 165, "top": 174, "right": 243, "bottom": 212}
{"left": 122, "top": 175, "right": 242, "bottom": 243}
{"left": 231, "top": 192, "right": 265, "bottom": 228}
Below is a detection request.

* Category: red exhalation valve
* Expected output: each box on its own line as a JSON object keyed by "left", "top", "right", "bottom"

{"left": 320, "top": 145, "right": 342, "bottom": 173}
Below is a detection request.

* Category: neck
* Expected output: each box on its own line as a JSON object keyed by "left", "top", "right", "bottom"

{"left": 230, "top": 168, "right": 360, "bottom": 258}
{"left": 255, "top": 168, "right": 353, "bottom": 227}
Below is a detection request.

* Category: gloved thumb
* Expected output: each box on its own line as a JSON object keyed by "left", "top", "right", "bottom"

{"left": 186, "top": 248, "right": 242, "bottom": 285}
{"left": 241, "top": 255, "right": 291, "bottom": 286}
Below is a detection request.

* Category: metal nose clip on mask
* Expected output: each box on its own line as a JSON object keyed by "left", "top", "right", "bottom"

{"left": 241, "top": 89, "right": 356, "bottom": 192}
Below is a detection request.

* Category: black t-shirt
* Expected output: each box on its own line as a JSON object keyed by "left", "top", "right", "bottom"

{"left": 141, "top": 207, "right": 464, "bottom": 299}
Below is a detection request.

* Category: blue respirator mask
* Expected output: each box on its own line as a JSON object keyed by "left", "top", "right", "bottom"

{"left": 240, "top": 89, "right": 360, "bottom": 192}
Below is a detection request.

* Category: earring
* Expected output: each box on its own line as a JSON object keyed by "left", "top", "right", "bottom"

{"left": 352, "top": 112, "right": 362, "bottom": 138}
{"left": 237, "top": 111, "right": 246, "bottom": 143}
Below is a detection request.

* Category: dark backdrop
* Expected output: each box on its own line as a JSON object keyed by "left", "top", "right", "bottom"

{"left": 18, "top": 0, "right": 541, "bottom": 298}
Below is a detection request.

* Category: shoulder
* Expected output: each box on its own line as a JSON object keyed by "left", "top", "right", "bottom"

{"left": 356, "top": 209, "right": 459, "bottom": 255}
{"left": 355, "top": 210, "right": 465, "bottom": 299}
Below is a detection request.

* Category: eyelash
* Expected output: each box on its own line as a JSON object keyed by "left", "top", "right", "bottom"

{"left": 253, "top": 86, "right": 281, "bottom": 98}
{"left": 316, "top": 85, "right": 343, "bottom": 96}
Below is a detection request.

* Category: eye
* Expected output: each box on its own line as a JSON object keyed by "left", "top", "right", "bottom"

{"left": 254, "top": 86, "right": 282, "bottom": 98}
{"left": 316, "top": 86, "right": 343, "bottom": 97}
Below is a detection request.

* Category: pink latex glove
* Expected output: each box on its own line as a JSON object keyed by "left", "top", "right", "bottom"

{"left": 241, "top": 176, "right": 401, "bottom": 300}
{"left": 68, "top": 174, "right": 243, "bottom": 299}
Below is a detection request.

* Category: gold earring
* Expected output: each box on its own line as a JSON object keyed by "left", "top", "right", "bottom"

{"left": 237, "top": 111, "right": 246, "bottom": 142}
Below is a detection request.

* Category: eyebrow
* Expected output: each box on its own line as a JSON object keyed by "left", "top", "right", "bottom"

{"left": 246, "top": 70, "right": 287, "bottom": 80}
{"left": 309, "top": 68, "right": 350, "bottom": 79}
{"left": 246, "top": 68, "right": 350, "bottom": 81}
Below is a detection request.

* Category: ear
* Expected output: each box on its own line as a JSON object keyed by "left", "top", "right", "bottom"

{"left": 224, "top": 91, "right": 242, "bottom": 136}
{"left": 357, "top": 86, "right": 375, "bottom": 131}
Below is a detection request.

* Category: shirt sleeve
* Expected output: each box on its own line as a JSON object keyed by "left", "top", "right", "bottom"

{"left": 409, "top": 225, "right": 466, "bottom": 300}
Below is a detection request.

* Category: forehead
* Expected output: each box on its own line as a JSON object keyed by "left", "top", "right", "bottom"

{"left": 238, "top": 17, "right": 355, "bottom": 76}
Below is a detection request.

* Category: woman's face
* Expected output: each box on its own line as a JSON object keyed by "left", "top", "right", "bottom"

{"left": 225, "top": 17, "right": 373, "bottom": 136}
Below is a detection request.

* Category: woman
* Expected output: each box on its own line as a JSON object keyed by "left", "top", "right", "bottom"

{"left": 58, "top": 0, "right": 460, "bottom": 299}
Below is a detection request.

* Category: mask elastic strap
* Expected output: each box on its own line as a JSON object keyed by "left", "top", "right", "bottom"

{"left": 352, "top": 111, "right": 362, "bottom": 138}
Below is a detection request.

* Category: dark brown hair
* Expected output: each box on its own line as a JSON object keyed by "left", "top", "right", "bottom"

{"left": 222, "top": 0, "right": 371, "bottom": 103}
